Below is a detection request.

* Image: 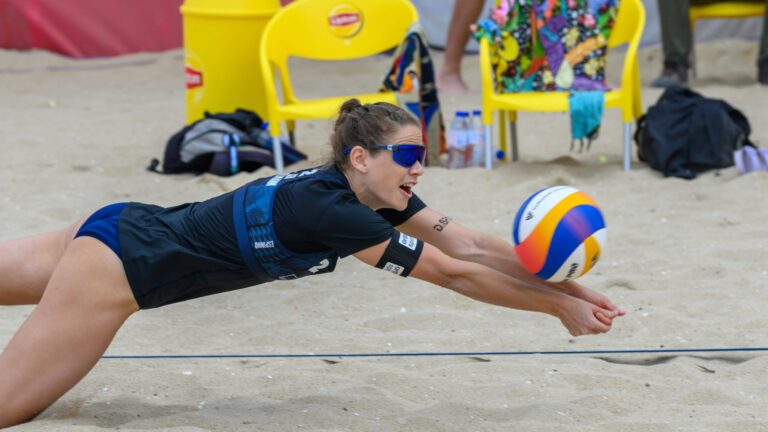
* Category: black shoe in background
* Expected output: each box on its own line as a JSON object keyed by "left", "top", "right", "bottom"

{"left": 651, "top": 62, "right": 689, "bottom": 88}
{"left": 759, "top": 59, "right": 768, "bottom": 85}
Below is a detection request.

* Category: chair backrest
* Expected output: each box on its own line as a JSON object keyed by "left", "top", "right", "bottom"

{"left": 263, "top": 0, "right": 418, "bottom": 65}
{"left": 607, "top": 0, "right": 645, "bottom": 49}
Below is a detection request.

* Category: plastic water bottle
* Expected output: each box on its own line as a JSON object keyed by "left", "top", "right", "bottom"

{"left": 448, "top": 111, "right": 470, "bottom": 169}
{"left": 469, "top": 110, "right": 485, "bottom": 167}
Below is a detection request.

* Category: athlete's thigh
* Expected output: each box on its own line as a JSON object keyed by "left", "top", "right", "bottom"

{"left": 0, "top": 237, "right": 138, "bottom": 427}
{"left": 0, "top": 213, "right": 92, "bottom": 305}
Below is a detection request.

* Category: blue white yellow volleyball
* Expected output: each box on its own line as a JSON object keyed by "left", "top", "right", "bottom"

{"left": 512, "top": 186, "right": 606, "bottom": 282}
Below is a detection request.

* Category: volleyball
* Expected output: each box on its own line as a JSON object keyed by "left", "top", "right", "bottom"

{"left": 512, "top": 186, "right": 606, "bottom": 282}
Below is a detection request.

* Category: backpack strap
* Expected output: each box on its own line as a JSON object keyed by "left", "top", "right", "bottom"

{"left": 204, "top": 108, "right": 263, "bottom": 131}
{"left": 147, "top": 122, "right": 196, "bottom": 174}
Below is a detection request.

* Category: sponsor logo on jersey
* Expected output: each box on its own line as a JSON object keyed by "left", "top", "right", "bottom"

{"left": 308, "top": 259, "right": 330, "bottom": 274}
{"left": 254, "top": 240, "right": 275, "bottom": 249}
{"left": 266, "top": 168, "right": 319, "bottom": 187}
{"left": 383, "top": 262, "right": 404, "bottom": 276}
{"left": 398, "top": 232, "right": 418, "bottom": 250}
{"left": 328, "top": 4, "right": 363, "bottom": 38}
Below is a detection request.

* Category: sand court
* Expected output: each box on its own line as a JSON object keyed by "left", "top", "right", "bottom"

{"left": 1, "top": 39, "right": 768, "bottom": 430}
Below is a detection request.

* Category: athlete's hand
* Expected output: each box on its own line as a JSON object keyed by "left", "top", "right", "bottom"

{"left": 556, "top": 280, "right": 625, "bottom": 324}
{"left": 556, "top": 296, "right": 621, "bottom": 336}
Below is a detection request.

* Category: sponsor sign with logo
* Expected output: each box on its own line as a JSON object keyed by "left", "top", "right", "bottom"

{"left": 185, "top": 66, "right": 203, "bottom": 90}
{"left": 328, "top": 4, "right": 363, "bottom": 38}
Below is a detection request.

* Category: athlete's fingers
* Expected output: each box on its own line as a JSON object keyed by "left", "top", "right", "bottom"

{"left": 594, "top": 310, "right": 614, "bottom": 327}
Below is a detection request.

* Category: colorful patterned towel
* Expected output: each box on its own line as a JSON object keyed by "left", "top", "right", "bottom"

{"left": 473, "top": 0, "right": 619, "bottom": 146}
{"left": 473, "top": 0, "right": 618, "bottom": 93}
{"left": 381, "top": 24, "right": 446, "bottom": 166}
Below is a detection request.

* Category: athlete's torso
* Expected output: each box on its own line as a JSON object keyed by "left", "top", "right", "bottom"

{"left": 119, "top": 166, "right": 425, "bottom": 309}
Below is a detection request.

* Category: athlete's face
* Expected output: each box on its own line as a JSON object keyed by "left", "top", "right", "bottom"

{"left": 366, "top": 125, "right": 424, "bottom": 211}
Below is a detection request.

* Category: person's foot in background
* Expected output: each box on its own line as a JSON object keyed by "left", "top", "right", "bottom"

{"left": 438, "top": 0, "right": 484, "bottom": 94}
{"left": 437, "top": 71, "right": 471, "bottom": 93}
{"left": 651, "top": 62, "right": 689, "bottom": 88}
{"left": 759, "top": 59, "right": 768, "bottom": 86}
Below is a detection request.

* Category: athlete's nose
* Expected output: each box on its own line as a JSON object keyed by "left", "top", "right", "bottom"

{"left": 408, "top": 160, "right": 424, "bottom": 176}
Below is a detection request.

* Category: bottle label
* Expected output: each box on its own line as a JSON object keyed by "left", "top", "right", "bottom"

{"left": 467, "top": 130, "right": 479, "bottom": 145}
{"left": 449, "top": 129, "right": 468, "bottom": 149}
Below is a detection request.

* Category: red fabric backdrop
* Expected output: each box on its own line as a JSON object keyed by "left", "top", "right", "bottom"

{"left": 0, "top": 0, "right": 183, "bottom": 58}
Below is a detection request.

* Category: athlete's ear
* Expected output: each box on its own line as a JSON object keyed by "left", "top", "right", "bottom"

{"left": 348, "top": 145, "right": 369, "bottom": 173}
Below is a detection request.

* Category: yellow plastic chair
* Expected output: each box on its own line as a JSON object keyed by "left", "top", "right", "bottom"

{"left": 260, "top": 0, "right": 418, "bottom": 172}
{"left": 479, "top": 0, "right": 645, "bottom": 171}
{"left": 689, "top": 2, "right": 766, "bottom": 78}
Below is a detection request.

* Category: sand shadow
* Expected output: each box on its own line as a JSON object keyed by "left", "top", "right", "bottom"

{"left": 690, "top": 75, "right": 759, "bottom": 88}
{"left": 38, "top": 396, "right": 199, "bottom": 429}
{"left": 594, "top": 354, "right": 756, "bottom": 367}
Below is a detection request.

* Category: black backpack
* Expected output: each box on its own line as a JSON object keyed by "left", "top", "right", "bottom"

{"left": 634, "top": 86, "right": 752, "bottom": 179}
{"left": 148, "top": 109, "right": 306, "bottom": 176}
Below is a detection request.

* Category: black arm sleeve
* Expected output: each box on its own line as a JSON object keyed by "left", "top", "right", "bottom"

{"left": 377, "top": 193, "right": 426, "bottom": 226}
{"left": 374, "top": 229, "right": 424, "bottom": 277}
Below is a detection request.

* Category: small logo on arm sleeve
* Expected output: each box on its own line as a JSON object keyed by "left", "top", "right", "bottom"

{"left": 398, "top": 233, "right": 418, "bottom": 250}
{"left": 383, "top": 262, "right": 405, "bottom": 275}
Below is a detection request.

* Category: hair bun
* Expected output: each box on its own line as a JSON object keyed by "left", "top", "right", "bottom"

{"left": 339, "top": 98, "right": 363, "bottom": 115}
{"left": 334, "top": 98, "right": 362, "bottom": 132}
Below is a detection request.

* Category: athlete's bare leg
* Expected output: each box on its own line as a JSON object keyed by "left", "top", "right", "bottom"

{"left": 0, "top": 216, "right": 88, "bottom": 305}
{"left": 0, "top": 237, "right": 139, "bottom": 427}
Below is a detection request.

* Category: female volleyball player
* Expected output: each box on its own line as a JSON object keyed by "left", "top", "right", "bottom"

{"left": 0, "top": 99, "right": 624, "bottom": 427}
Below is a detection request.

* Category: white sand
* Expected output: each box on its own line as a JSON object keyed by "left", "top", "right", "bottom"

{"left": 1, "top": 39, "right": 768, "bottom": 431}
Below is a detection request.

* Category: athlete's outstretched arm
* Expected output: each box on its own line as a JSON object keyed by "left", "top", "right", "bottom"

{"left": 353, "top": 236, "right": 619, "bottom": 337}
{"left": 396, "top": 207, "right": 625, "bottom": 318}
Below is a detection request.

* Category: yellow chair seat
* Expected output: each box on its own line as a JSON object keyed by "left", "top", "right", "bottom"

{"left": 277, "top": 91, "right": 398, "bottom": 119}
{"left": 486, "top": 89, "right": 625, "bottom": 113}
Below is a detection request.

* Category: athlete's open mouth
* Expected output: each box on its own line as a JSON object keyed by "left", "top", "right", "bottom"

{"left": 400, "top": 182, "right": 415, "bottom": 196}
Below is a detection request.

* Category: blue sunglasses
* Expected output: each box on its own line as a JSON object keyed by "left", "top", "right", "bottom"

{"left": 343, "top": 144, "right": 426, "bottom": 168}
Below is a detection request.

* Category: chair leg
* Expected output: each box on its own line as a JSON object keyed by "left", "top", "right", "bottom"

{"left": 484, "top": 124, "right": 493, "bottom": 170}
{"left": 691, "top": 25, "right": 698, "bottom": 79}
{"left": 691, "top": 47, "right": 697, "bottom": 79}
{"left": 498, "top": 110, "right": 507, "bottom": 162}
{"left": 633, "top": 62, "right": 643, "bottom": 119}
{"left": 287, "top": 120, "right": 296, "bottom": 146}
{"left": 508, "top": 111, "right": 519, "bottom": 162}
{"left": 623, "top": 122, "right": 632, "bottom": 172}
{"left": 272, "top": 136, "right": 285, "bottom": 174}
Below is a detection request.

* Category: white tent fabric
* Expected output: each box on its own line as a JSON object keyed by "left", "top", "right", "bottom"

{"left": 412, "top": 0, "right": 764, "bottom": 51}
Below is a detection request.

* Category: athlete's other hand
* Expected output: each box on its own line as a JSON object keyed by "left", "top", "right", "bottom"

{"left": 557, "top": 280, "right": 626, "bottom": 322}
{"left": 556, "top": 296, "right": 621, "bottom": 336}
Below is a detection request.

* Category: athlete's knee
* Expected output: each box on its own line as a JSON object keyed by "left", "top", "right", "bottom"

{"left": 0, "top": 395, "right": 41, "bottom": 429}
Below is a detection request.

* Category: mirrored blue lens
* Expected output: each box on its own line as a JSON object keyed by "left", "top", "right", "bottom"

{"left": 392, "top": 145, "right": 426, "bottom": 168}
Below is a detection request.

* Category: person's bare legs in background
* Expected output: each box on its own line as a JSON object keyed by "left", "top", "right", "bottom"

{"left": 438, "top": 0, "right": 485, "bottom": 93}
